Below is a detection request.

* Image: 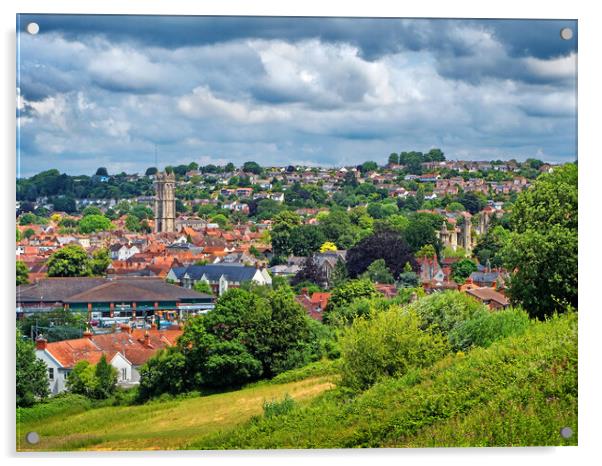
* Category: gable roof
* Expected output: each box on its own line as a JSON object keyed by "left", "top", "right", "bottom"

{"left": 63, "top": 278, "right": 211, "bottom": 303}
{"left": 466, "top": 287, "right": 509, "bottom": 306}
{"left": 172, "top": 264, "right": 259, "bottom": 283}
{"left": 17, "top": 277, "right": 108, "bottom": 303}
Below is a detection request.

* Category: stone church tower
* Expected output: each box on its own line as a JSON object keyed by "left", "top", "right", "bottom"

{"left": 154, "top": 171, "right": 176, "bottom": 233}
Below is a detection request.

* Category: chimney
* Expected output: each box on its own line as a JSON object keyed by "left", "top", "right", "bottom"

{"left": 83, "top": 328, "right": 93, "bottom": 339}
{"left": 35, "top": 335, "right": 47, "bottom": 351}
{"left": 143, "top": 331, "right": 151, "bottom": 347}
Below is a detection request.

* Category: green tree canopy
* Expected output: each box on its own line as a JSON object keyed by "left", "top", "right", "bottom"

{"left": 47, "top": 244, "right": 91, "bottom": 277}
{"left": 17, "top": 260, "right": 29, "bottom": 285}
{"left": 360, "top": 259, "right": 395, "bottom": 284}
{"left": 78, "top": 214, "right": 113, "bottom": 234}
{"left": 501, "top": 164, "right": 577, "bottom": 318}
{"left": 17, "top": 331, "right": 49, "bottom": 406}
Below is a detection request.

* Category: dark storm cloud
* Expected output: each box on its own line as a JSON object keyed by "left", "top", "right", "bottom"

{"left": 19, "top": 15, "right": 576, "bottom": 59}
{"left": 16, "top": 15, "right": 578, "bottom": 176}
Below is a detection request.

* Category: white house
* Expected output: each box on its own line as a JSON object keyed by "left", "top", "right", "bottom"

{"left": 34, "top": 334, "right": 133, "bottom": 394}
{"left": 109, "top": 244, "right": 140, "bottom": 261}
{"left": 33, "top": 326, "right": 182, "bottom": 394}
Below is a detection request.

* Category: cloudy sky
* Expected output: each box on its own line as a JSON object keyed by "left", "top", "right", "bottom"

{"left": 16, "top": 15, "right": 577, "bottom": 177}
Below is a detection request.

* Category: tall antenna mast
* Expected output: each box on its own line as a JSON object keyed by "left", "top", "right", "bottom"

{"left": 154, "top": 144, "right": 158, "bottom": 170}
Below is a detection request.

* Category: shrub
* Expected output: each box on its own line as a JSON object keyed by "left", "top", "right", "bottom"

{"left": 405, "top": 290, "right": 487, "bottom": 335}
{"left": 340, "top": 307, "right": 448, "bottom": 391}
{"left": 16, "top": 393, "right": 91, "bottom": 424}
{"left": 448, "top": 307, "right": 532, "bottom": 351}
{"left": 138, "top": 348, "right": 189, "bottom": 400}
{"left": 263, "top": 394, "right": 296, "bottom": 419}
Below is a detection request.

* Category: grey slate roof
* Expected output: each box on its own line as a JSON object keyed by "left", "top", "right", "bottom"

{"left": 172, "top": 264, "right": 258, "bottom": 283}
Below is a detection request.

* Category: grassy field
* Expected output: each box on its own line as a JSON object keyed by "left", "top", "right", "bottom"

{"left": 17, "top": 375, "right": 335, "bottom": 451}
{"left": 17, "top": 314, "right": 577, "bottom": 451}
{"left": 193, "top": 312, "right": 577, "bottom": 449}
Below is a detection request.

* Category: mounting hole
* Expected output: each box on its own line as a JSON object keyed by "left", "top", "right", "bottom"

{"left": 25, "top": 431, "right": 40, "bottom": 444}
{"left": 26, "top": 22, "right": 40, "bottom": 35}
{"left": 560, "top": 28, "right": 573, "bottom": 41}
{"left": 560, "top": 426, "right": 573, "bottom": 439}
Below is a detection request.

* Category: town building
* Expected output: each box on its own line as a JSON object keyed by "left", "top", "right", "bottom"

{"left": 34, "top": 324, "right": 182, "bottom": 394}
{"left": 154, "top": 171, "right": 176, "bottom": 233}
{"left": 167, "top": 263, "right": 272, "bottom": 295}
{"left": 17, "top": 277, "right": 214, "bottom": 324}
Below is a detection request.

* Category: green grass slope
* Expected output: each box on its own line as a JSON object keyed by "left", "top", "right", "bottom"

{"left": 17, "top": 375, "right": 335, "bottom": 451}
{"left": 192, "top": 312, "right": 577, "bottom": 449}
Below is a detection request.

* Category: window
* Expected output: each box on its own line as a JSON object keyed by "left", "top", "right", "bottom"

{"left": 48, "top": 368, "right": 54, "bottom": 381}
{"left": 121, "top": 368, "right": 127, "bottom": 381}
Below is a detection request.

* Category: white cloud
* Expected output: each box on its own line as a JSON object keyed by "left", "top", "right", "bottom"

{"left": 523, "top": 52, "right": 577, "bottom": 81}
{"left": 178, "top": 85, "right": 291, "bottom": 123}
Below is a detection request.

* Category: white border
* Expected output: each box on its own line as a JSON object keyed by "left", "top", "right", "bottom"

{"left": 2, "top": 1, "right": 599, "bottom": 465}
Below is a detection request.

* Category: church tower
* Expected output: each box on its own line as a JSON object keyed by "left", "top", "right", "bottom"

{"left": 154, "top": 171, "right": 176, "bottom": 233}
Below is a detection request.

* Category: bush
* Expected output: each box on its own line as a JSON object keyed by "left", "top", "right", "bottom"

{"left": 16, "top": 393, "right": 91, "bottom": 424}
{"left": 405, "top": 290, "right": 487, "bottom": 335}
{"left": 340, "top": 307, "right": 448, "bottom": 391}
{"left": 138, "top": 348, "right": 189, "bottom": 400}
{"left": 197, "top": 312, "right": 577, "bottom": 449}
{"left": 270, "top": 359, "right": 340, "bottom": 384}
{"left": 263, "top": 394, "right": 296, "bottom": 419}
{"left": 448, "top": 307, "right": 532, "bottom": 351}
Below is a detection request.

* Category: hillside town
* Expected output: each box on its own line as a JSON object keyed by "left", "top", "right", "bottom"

{"left": 15, "top": 152, "right": 559, "bottom": 394}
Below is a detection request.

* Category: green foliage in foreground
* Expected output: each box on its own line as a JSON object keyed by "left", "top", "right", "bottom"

{"left": 193, "top": 312, "right": 577, "bottom": 449}
{"left": 448, "top": 307, "right": 532, "bottom": 352}
{"left": 340, "top": 307, "right": 448, "bottom": 391}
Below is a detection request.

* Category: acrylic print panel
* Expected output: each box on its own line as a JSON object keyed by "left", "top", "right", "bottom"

{"left": 16, "top": 14, "right": 578, "bottom": 451}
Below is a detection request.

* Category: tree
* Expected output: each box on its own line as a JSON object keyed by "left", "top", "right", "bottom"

{"left": 242, "top": 161, "right": 263, "bottom": 175}
{"left": 225, "top": 162, "right": 236, "bottom": 172}
{"left": 66, "top": 360, "right": 96, "bottom": 397}
{"left": 388, "top": 153, "right": 399, "bottom": 165}
{"left": 271, "top": 211, "right": 302, "bottom": 257}
{"left": 501, "top": 164, "right": 577, "bottom": 318}
{"left": 67, "top": 356, "right": 117, "bottom": 399}
{"left": 404, "top": 213, "right": 442, "bottom": 253}
{"left": 78, "top": 214, "right": 113, "bottom": 234}
{"left": 457, "top": 192, "right": 487, "bottom": 215}
{"left": 340, "top": 307, "right": 448, "bottom": 390}
{"left": 193, "top": 280, "right": 213, "bottom": 295}
{"left": 90, "top": 248, "right": 110, "bottom": 276}
{"left": 416, "top": 244, "right": 437, "bottom": 259}
{"left": 125, "top": 214, "right": 142, "bottom": 232}
{"left": 94, "top": 354, "right": 118, "bottom": 399}
{"left": 446, "top": 201, "right": 465, "bottom": 212}
{"left": 81, "top": 206, "right": 102, "bottom": 217}
{"left": 398, "top": 262, "right": 419, "bottom": 288}
{"left": 360, "top": 161, "right": 378, "bottom": 174}
{"left": 17, "top": 260, "right": 29, "bottom": 285}
{"left": 320, "top": 241, "right": 337, "bottom": 253}
{"left": 291, "top": 255, "right": 327, "bottom": 288}
{"left": 16, "top": 331, "right": 49, "bottom": 406}
{"left": 473, "top": 225, "right": 508, "bottom": 267}
{"left": 360, "top": 259, "right": 394, "bottom": 284}
{"left": 324, "top": 279, "right": 378, "bottom": 324}
{"left": 346, "top": 227, "right": 416, "bottom": 279}
{"left": 145, "top": 167, "right": 158, "bottom": 176}
{"left": 47, "top": 244, "right": 91, "bottom": 277}
{"left": 330, "top": 258, "right": 349, "bottom": 289}
{"left": 451, "top": 259, "right": 478, "bottom": 284}
{"left": 95, "top": 167, "right": 109, "bottom": 177}
{"left": 52, "top": 195, "right": 77, "bottom": 213}
{"left": 289, "top": 225, "right": 325, "bottom": 256}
